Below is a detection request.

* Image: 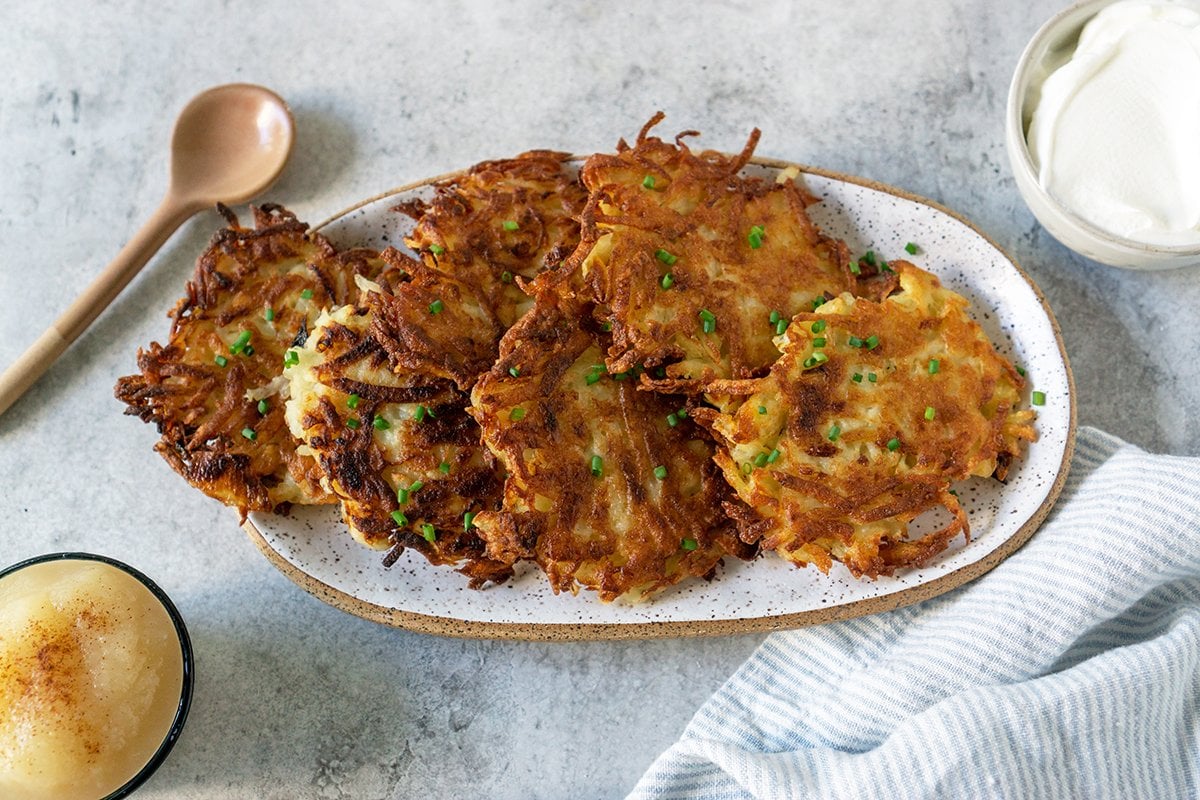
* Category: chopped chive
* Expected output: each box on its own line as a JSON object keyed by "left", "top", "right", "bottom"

{"left": 500, "top": 270, "right": 514, "bottom": 284}
{"left": 660, "top": 272, "right": 675, "bottom": 290}
{"left": 758, "top": 405, "right": 767, "bottom": 414}
{"left": 769, "top": 310, "right": 781, "bottom": 324}
{"left": 812, "top": 337, "right": 827, "bottom": 348}
{"left": 283, "top": 350, "right": 299, "bottom": 368}
{"left": 865, "top": 335, "right": 880, "bottom": 349}
{"left": 667, "top": 412, "right": 680, "bottom": 427}
{"left": 748, "top": 230, "right": 764, "bottom": 249}
{"left": 429, "top": 243, "right": 445, "bottom": 255}
{"left": 699, "top": 308, "right": 716, "bottom": 334}
{"left": 214, "top": 354, "right": 228, "bottom": 367}
{"left": 811, "top": 320, "right": 827, "bottom": 333}
{"left": 243, "top": 345, "right": 255, "bottom": 356}
{"left": 397, "top": 488, "right": 409, "bottom": 505}
{"left": 502, "top": 220, "right": 519, "bottom": 231}
{"left": 612, "top": 371, "right": 628, "bottom": 381}
{"left": 812, "top": 297, "right": 826, "bottom": 309}
{"left": 775, "top": 319, "right": 788, "bottom": 335}
{"left": 864, "top": 250, "right": 877, "bottom": 266}
{"left": 653, "top": 465, "right": 668, "bottom": 480}
{"left": 677, "top": 408, "right": 688, "bottom": 419}
{"left": 509, "top": 407, "right": 526, "bottom": 421}
{"left": 585, "top": 371, "right": 603, "bottom": 386}
{"left": 413, "top": 405, "right": 428, "bottom": 422}
{"left": 847, "top": 336, "right": 864, "bottom": 348}
{"left": 1032, "top": 391, "right": 1046, "bottom": 406}
{"left": 264, "top": 307, "right": 275, "bottom": 322}
{"left": 681, "top": 538, "right": 699, "bottom": 551}
{"left": 880, "top": 260, "right": 893, "bottom": 273}
{"left": 928, "top": 358, "right": 940, "bottom": 375}
{"left": 347, "top": 418, "right": 360, "bottom": 430}
{"left": 347, "top": 393, "right": 360, "bottom": 410}
{"left": 590, "top": 455, "right": 603, "bottom": 477}
{"left": 509, "top": 366, "right": 521, "bottom": 378}
{"left": 803, "top": 352, "right": 829, "bottom": 368}
{"left": 655, "top": 248, "right": 677, "bottom": 266}
{"left": 828, "top": 423, "right": 842, "bottom": 441}
{"left": 850, "top": 261, "right": 862, "bottom": 276}
{"left": 924, "top": 406, "right": 936, "bottom": 420}
{"left": 753, "top": 452, "right": 769, "bottom": 468}
{"left": 257, "top": 399, "right": 269, "bottom": 414}
{"left": 409, "top": 480, "right": 424, "bottom": 493}
{"left": 741, "top": 462, "right": 753, "bottom": 475}
{"left": 428, "top": 299, "right": 444, "bottom": 315}
{"left": 373, "top": 416, "right": 391, "bottom": 430}
{"left": 439, "top": 461, "right": 451, "bottom": 474}
{"left": 852, "top": 373, "right": 863, "bottom": 383}
{"left": 642, "top": 174, "right": 656, "bottom": 189}
{"left": 421, "top": 523, "right": 437, "bottom": 542}
{"left": 766, "top": 448, "right": 781, "bottom": 464}
{"left": 241, "top": 427, "right": 257, "bottom": 441}
{"left": 463, "top": 511, "right": 476, "bottom": 532}
{"left": 905, "top": 242, "right": 919, "bottom": 255}
{"left": 1016, "top": 365, "right": 1027, "bottom": 377}
{"left": 391, "top": 510, "right": 408, "bottom": 526}
{"left": 868, "top": 372, "right": 878, "bottom": 382}
{"left": 230, "top": 330, "right": 252, "bottom": 354}
{"left": 300, "top": 289, "right": 314, "bottom": 300}
{"left": 750, "top": 225, "right": 766, "bottom": 237}
{"left": 887, "top": 437, "right": 901, "bottom": 451}
{"left": 601, "top": 320, "right": 613, "bottom": 332}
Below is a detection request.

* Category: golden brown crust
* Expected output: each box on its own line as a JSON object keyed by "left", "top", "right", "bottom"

{"left": 282, "top": 152, "right": 588, "bottom": 587}
{"left": 404, "top": 150, "right": 588, "bottom": 329}
{"left": 695, "top": 262, "right": 1037, "bottom": 578}
{"left": 544, "top": 117, "right": 856, "bottom": 395}
{"left": 285, "top": 304, "right": 512, "bottom": 587}
{"left": 469, "top": 294, "right": 755, "bottom": 602}
{"left": 114, "top": 205, "right": 387, "bottom": 517}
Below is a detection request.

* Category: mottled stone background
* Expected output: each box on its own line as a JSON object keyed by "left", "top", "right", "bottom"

{"left": 1, "top": 1, "right": 1195, "bottom": 797}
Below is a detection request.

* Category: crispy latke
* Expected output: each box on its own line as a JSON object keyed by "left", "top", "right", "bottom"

{"left": 284, "top": 298, "right": 512, "bottom": 587}
{"left": 403, "top": 150, "right": 588, "bottom": 329}
{"left": 469, "top": 294, "right": 755, "bottom": 602}
{"left": 694, "top": 262, "right": 1037, "bottom": 578}
{"left": 115, "top": 205, "right": 386, "bottom": 516}
{"left": 550, "top": 115, "right": 856, "bottom": 395}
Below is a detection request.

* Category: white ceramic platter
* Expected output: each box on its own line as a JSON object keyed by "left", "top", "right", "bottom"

{"left": 243, "top": 158, "right": 1075, "bottom": 640}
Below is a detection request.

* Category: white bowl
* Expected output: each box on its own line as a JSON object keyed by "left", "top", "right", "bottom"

{"left": 1005, "top": 0, "right": 1200, "bottom": 270}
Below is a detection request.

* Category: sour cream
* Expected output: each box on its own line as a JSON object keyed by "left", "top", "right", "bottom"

{"left": 1027, "top": 1, "right": 1200, "bottom": 246}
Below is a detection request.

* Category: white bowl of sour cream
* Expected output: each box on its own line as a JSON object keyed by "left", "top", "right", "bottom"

{"left": 1007, "top": 0, "right": 1200, "bottom": 269}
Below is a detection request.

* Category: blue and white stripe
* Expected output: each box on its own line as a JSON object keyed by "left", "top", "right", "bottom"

{"left": 629, "top": 428, "right": 1200, "bottom": 799}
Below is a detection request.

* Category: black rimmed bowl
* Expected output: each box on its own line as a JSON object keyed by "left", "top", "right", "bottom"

{"left": 0, "top": 552, "right": 193, "bottom": 800}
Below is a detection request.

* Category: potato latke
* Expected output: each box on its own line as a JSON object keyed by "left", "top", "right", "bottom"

{"left": 694, "top": 262, "right": 1037, "bottom": 578}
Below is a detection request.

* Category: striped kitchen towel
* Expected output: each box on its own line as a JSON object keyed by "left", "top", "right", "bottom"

{"left": 628, "top": 427, "right": 1200, "bottom": 799}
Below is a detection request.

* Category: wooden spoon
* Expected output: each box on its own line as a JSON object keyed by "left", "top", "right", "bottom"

{"left": 0, "top": 83, "right": 295, "bottom": 418}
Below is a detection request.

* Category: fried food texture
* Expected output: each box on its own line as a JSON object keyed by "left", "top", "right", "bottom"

{"left": 556, "top": 115, "right": 855, "bottom": 394}
{"left": 114, "top": 205, "right": 387, "bottom": 516}
{"left": 284, "top": 300, "right": 512, "bottom": 587}
{"left": 695, "top": 262, "right": 1037, "bottom": 578}
{"left": 404, "top": 150, "right": 588, "bottom": 329}
{"left": 469, "top": 295, "right": 755, "bottom": 602}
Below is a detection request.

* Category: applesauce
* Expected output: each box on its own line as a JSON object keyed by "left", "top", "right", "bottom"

{"left": 0, "top": 555, "right": 190, "bottom": 800}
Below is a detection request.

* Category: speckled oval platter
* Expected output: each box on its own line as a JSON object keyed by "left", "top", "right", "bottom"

{"left": 242, "top": 157, "right": 1076, "bottom": 640}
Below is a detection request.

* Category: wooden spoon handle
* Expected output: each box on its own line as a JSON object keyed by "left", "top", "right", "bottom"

{"left": 0, "top": 194, "right": 199, "bottom": 418}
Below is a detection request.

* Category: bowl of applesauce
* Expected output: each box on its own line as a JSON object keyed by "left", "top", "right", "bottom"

{"left": 0, "top": 553, "right": 193, "bottom": 800}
